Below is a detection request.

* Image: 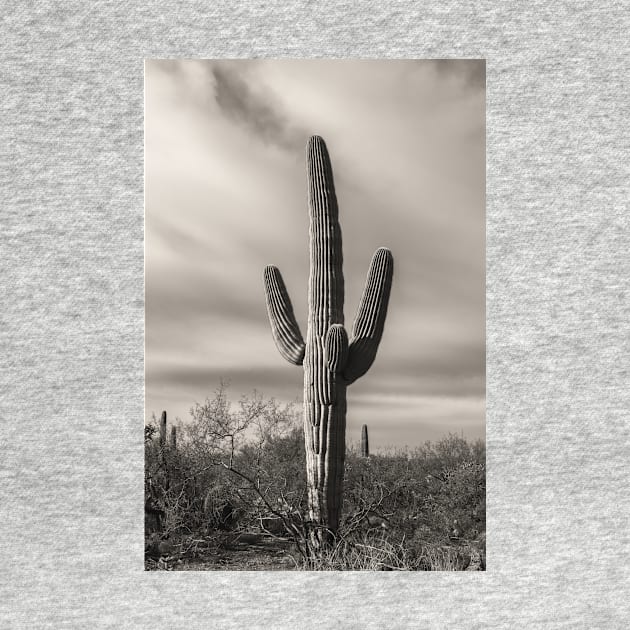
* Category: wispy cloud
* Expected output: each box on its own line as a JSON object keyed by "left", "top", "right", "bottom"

{"left": 210, "top": 64, "right": 307, "bottom": 152}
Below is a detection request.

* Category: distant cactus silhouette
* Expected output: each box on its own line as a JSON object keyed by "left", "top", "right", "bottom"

{"left": 159, "top": 410, "right": 167, "bottom": 447}
{"left": 361, "top": 424, "right": 369, "bottom": 458}
{"left": 156, "top": 410, "right": 171, "bottom": 491}
{"left": 263, "top": 136, "right": 393, "bottom": 544}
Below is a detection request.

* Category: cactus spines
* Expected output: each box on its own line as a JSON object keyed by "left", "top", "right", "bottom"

{"left": 361, "top": 424, "right": 369, "bottom": 458}
{"left": 263, "top": 135, "right": 394, "bottom": 544}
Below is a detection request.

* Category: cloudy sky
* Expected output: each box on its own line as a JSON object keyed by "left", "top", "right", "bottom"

{"left": 145, "top": 59, "right": 485, "bottom": 450}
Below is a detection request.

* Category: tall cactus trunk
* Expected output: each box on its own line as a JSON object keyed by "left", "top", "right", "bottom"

{"left": 361, "top": 424, "right": 369, "bottom": 458}
{"left": 263, "top": 136, "right": 393, "bottom": 549}
{"left": 303, "top": 137, "right": 346, "bottom": 538}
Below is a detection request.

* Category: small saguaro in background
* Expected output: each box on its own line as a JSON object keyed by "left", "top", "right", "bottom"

{"left": 361, "top": 424, "right": 369, "bottom": 458}
{"left": 159, "top": 410, "right": 167, "bottom": 447}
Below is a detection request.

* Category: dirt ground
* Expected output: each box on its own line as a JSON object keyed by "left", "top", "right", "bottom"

{"left": 145, "top": 530, "right": 485, "bottom": 571}
{"left": 145, "top": 532, "right": 299, "bottom": 571}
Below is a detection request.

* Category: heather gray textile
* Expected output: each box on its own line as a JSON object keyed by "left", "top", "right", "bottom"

{"left": 2, "top": 3, "right": 629, "bottom": 628}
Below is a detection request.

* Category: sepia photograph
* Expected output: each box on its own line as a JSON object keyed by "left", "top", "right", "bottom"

{"left": 144, "top": 59, "right": 485, "bottom": 570}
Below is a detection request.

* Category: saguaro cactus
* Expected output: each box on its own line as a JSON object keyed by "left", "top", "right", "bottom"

{"left": 361, "top": 424, "right": 369, "bottom": 458}
{"left": 159, "top": 410, "right": 167, "bottom": 448}
{"left": 263, "top": 136, "right": 393, "bottom": 543}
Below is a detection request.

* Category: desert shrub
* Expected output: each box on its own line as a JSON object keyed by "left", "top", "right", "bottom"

{"left": 422, "top": 459, "right": 485, "bottom": 539}
{"left": 145, "top": 384, "right": 307, "bottom": 544}
{"left": 412, "top": 435, "right": 485, "bottom": 541}
{"left": 335, "top": 433, "right": 485, "bottom": 569}
{"left": 145, "top": 385, "right": 486, "bottom": 570}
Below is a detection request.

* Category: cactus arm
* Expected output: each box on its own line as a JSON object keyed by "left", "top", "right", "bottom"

{"left": 324, "top": 323, "right": 349, "bottom": 409}
{"left": 344, "top": 247, "right": 394, "bottom": 384}
{"left": 324, "top": 324, "right": 348, "bottom": 374}
{"left": 263, "top": 265, "right": 306, "bottom": 365}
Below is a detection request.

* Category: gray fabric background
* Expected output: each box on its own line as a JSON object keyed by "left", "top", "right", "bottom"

{"left": 2, "top": 2, "right": 629, "bottom": 628}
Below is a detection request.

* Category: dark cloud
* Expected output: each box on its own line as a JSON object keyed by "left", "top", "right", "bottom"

{"left": 147, "top": 59, "right": 184, "bottom": 77}
{"left": 146, "top": 59, "right": 310, "bottom": 152}
{"left": 431, "top": 59, "right": 486, "bottom": 89}
{"left": 383, "top": 372, "right": 485, "bottom": 399}
{"left": 148, "top": 364, "right": 298, "bottom": 392}
{"left": 370, "top": 346, "right": 485, "bottom": 400}
{"left": 211, "top": 64, "right": 307, "bottom": 152}
{"left": 145, "top": 269, "right": 269, "bottom": 336}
